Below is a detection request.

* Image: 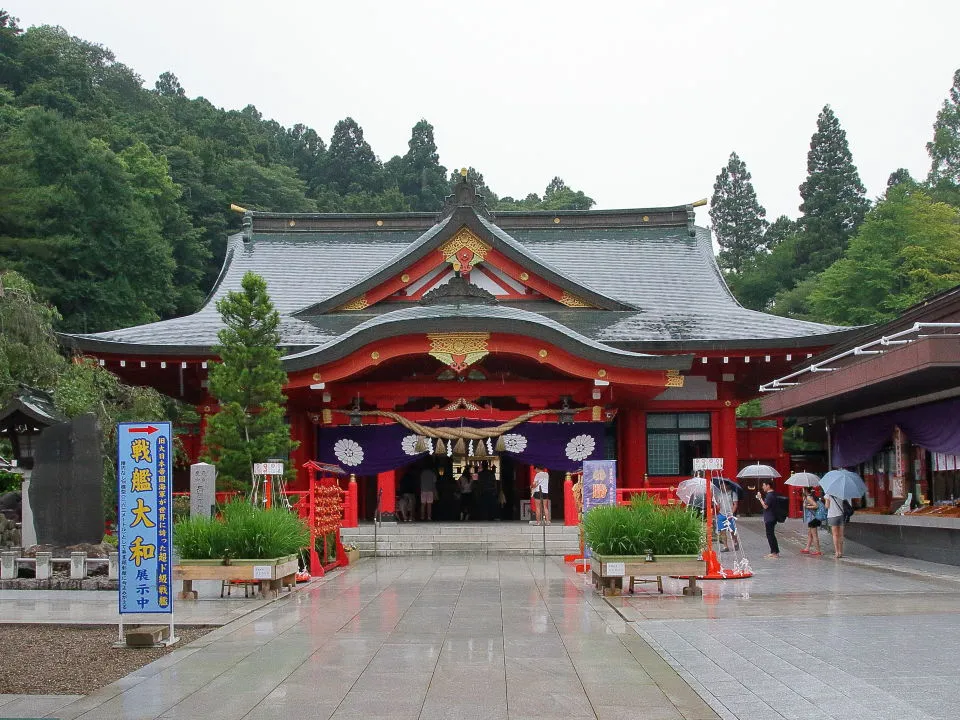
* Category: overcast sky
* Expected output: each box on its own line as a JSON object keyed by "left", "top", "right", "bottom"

{"left": 7, "top": 1, "right": 960, "bottom": 223}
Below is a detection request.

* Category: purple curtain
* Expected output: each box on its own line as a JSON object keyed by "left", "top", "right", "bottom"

{"left": 316, "top": 421, "right": 607, "bottom": 475}
{"left": 832, "top": 396, "right": 960, "bottom": 467}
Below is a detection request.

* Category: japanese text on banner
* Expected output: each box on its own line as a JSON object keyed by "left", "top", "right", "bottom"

{"left": 117, "top": 423, "right": 172, "bottom": 615}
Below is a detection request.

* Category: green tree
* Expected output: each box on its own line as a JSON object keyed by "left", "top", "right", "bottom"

{"left": 807, "top": 186, "right": 960, "bottom": 324}
{"left": 388, "top": 119, "right": 448, "bottom": 211}
{"left": 204, "top": 272, "right": 296, "bottom": 487}
{"left": 54, "top": 356, "right": 178, "bottom": 521}
{"left": 927, "top": 69, "right": 960, "bottom": 187}
{"left": 797, "top": 105, "right": 869, "bottom": 275}
{"left": 710, "top": 152, "right": 768, "bottom": 274}
{"left": 323, "top": 117, "right": 382, "bottom": 194}
{"left": 0, "top": 270, "right": 65, "bottom": 401}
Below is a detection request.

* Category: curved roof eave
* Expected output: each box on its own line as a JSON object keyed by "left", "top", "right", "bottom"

{"left": 281, "top": 305, "right": 693, "bottom": 373}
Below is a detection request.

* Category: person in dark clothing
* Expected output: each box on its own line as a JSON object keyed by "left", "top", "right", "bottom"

{"left": 477, "top": 462, "right": 498, "bottom": 521}
{"left": 757, "top": 479, "right": 779, "bottom": 558}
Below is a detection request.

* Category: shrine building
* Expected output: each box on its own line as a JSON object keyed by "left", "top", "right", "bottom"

{"left": 62, "top": 177, "right": 857, "bottom": 523}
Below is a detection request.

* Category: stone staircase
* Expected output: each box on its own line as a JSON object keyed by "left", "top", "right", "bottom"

{"left": 340, "top": 522, "right": 579, "bottom": 556}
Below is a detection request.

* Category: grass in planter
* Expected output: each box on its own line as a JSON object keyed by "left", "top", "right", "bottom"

{"left": 173, "top": 500, "right": 310, "bottom": 560}
{"left": 583, "top": 495, "right": 704, "bottom": 556}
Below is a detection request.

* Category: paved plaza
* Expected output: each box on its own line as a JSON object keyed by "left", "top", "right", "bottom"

{"left": 1, "top": 518, "right": 959, "bottom": 719}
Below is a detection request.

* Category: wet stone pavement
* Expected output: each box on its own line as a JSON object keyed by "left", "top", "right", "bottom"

{"left": 0, "top": 516, "right": 958, "bottom": 719}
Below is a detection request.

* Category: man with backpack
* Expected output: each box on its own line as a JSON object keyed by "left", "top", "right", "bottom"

{"left": 756, "top": 479, "right": 780, "bottom": 558}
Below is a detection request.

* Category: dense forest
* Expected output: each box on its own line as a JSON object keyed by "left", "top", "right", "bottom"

{"left": 0, "top": 13, "right": 593, "bottom": 335}
{"left": 0, "top": 10, "right": 959, "bottom": 342}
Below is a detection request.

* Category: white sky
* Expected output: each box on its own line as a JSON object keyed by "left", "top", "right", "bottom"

{"left": 6, "top": 1, "right": 960, "bottom": 222}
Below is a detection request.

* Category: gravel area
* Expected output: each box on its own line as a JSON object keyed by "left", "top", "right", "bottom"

{"left": 0, "top": 624, "right": 213, "bottom": 695}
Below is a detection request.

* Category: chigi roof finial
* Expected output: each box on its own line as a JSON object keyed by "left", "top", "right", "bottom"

{"left": 441, "top": 168, "right": 491, "bottom": 219}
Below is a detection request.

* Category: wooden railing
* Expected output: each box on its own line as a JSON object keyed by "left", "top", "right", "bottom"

{"left": 615, "top": 487, "right": 677, "bottom": 506}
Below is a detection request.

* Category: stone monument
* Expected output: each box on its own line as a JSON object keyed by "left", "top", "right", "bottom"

{"left": 29, "top": 413, "right": 104, "bottom": 545}
{"left": 190, "top": 462, "right": 216, "bottom": 517}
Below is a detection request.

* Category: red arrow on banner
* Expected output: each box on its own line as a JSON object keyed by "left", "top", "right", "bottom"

{"left": 128, "top": 425, "right": 159, "bottom": 434}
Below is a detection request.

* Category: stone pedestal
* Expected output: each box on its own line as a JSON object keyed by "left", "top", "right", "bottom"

{"left": 108, "top": 552, "right": 119, "bottom": 579}
{"left": 0, "top": 551, "right": 15, "bottom": 579}
{"left": 190, "top": 463, "right": 216, "bottom": 518}
{"left": 35, "top": 551, "right": 51, "bottom": 580}
{"left": 70, "top": 551, "right": 86, "bottom": 579}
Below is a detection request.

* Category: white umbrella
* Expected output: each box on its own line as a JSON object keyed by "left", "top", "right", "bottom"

{"left": 785, "top": 472, "right": 821, "bottom": 487}
{"left": 736, "top": 463, "right": 782, "bottom": 480}
{"left": 819, "top": 469, "right": 867, "bottom": 500}
{"left": 675, "top": 477, "right": 740, "bottom": 506}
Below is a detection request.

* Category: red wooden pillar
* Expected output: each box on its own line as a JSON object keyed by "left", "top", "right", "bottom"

{"left": 343, "top": 474, "right": 358, "bottom": 528}
{"left": 563, "top": 473, "right": 577, "bottom": 526}
{"left": 289, "top": 411, "right": 313, "bottom": 490}
{"left": 619, "top": 406, "right": 645, "bottom": 487}
{"left": 719, "top": 403, "right": 738, "bottom": 482}
{"left": 377, "top": 470, "right": 397, "bottom": 521}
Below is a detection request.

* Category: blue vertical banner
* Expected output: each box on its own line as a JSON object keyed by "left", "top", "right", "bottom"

{"left": 582, "top": 460, "right": 617, "bottom": 563}
{"left": 117, "top": 422, "right": 173, "bottom": 615}
{"left": 582, "top": 460, "right": 618, "bottom": 513}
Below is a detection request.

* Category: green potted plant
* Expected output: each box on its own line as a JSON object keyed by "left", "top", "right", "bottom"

{"left": 173, "top": 500, "right": 310, "bottom": 598}
{"left": 583, "top": 494, "right": 705, "bottom": 595}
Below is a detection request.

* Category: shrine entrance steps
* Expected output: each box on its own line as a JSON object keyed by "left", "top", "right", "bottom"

{"left": 340, "top": 522, "right": 579, "bottom": 556}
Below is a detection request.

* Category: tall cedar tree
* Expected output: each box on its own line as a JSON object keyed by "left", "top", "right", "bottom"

{"left": 797, "top": 105, "right": 869, "bottom": 275}
{"left": 927, "top": 69, "right": 960, "bottom": 196}
{"left": 710, "top": 152, "right": 769, "bottom": 274}
{"left": 392, "top": 119, "right": 448, "bottom": 210}
{"left": 204, "top": 272, "right": 296, "bottom": 487}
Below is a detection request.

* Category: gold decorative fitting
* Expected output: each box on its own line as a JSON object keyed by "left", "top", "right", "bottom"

{"left": 519, "top": 272, "right": 530, "bottom": 281}
{"left": 376, "top": 219, "right": 384, "bottom": 227}
{"left": 312, "top": 372, "right": 322, "bottom": 381}
{"left": 401, "top": 273, "right": 410, "bottom": 283}
{"left": 322, "top": 409, "right": 332, "bottom": 424}
{"left": 288, "top": 219, "right": 296, "bottom": 227}
{"left": 642, "top": 215, "right": 649, "bottom": 222}
{"left": 439, "top": 227, "right": 491, "bottom": 272}
{"left": 597, "top": 369, "right": 607, "bottom": 378}
{"left": 553, "top": 217, "right": 561, "bottom": 224}
{"left": 559, "top": 290, "right": 592, "bottom": 308}
{"left": 370, "top": 351, "right": 380, "bottom": 360}
{"left": 428, "top": 332, "right": 489, "bottom": 372}
{"left": 339, "top": 294, "right": 369, "bottom": 311}
{"left": 665, "top": 369, "right": 685, "bottom": 388}
{"left": 725, "top": 400, "right": 732, "bottom": 407}
{"left": 203, "top": 405, "right": 211, "bottom": 413}
{"left": 538, "top": 349, "right": 548, "bottom": 359}
{"left": 592, "top": 406, "right": 602, "bottom": 421}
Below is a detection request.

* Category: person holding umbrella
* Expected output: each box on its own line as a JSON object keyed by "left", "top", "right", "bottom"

{"left": 825, "top": 493, "right": 846, "bottom": 558}
{"left": 819, "top": 469, "right": 866, "bottom": 559}
{"left": 801, "top": 488, "right": 824, "bottom": 556}
{"left": 756, "top": 479, "right": 779, "bottom": 558}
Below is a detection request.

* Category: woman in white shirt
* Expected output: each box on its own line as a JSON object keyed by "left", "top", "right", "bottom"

{"left": 825, "top": 494, "right": 845, "bottom": 558}
{"left": 531, "top": 466, "right": 550, "bottom": 525}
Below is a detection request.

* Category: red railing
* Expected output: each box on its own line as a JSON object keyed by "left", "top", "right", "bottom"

{"left": 615, "top": 487, "right": 677, "bottom": 506}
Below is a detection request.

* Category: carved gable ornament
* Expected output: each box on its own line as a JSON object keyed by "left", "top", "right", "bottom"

{"left": 427, "top": 332, "right": 490, "bottom": 372}
{"left": 439, "top": 227, "right": 491, "bottom": 273}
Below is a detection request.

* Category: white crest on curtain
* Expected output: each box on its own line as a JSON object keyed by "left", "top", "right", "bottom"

{"left": 333, "top": 438, "right": 364, "bottom": 466}
{"left": 565, "top": 434, "right": 596, "bottom": 461}
{"left": 502, "top": 434, "right": 527, "bottom": 453}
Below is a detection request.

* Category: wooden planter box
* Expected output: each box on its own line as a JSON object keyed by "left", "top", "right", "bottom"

{"left": 174, "top": 554, "right": 299, "bottom": 599}
{"left": 590, "top": 553, "right": 706, "bottom": 596}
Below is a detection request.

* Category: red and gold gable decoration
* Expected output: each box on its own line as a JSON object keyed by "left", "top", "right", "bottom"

{"left": 439, "top": 227, "right": 490, "bottom": 272}
{"left": 427, "top": 332, "right": 489, "bottom": 372}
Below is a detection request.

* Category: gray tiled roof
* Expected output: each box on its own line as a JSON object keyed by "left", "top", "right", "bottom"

{"left": 63, "top": 208, "right": 854, "bottom": 356}
{"left": 282, "top": 304, "right": 692, "bottom": 372}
